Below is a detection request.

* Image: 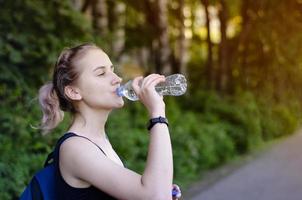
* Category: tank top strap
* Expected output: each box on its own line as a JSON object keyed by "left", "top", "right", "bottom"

{"left": 67, "top": 133, "right": 107, "bottom": 156}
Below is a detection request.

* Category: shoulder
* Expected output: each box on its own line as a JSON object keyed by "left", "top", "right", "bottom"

{"left": 59, "top": 135, "right": 103, "bottom": 157}
{"left": 60, "top": 136, "right": 105, "bottom": 166}
{"left": 59, "top": 136, "right": 110, "bottom": 184}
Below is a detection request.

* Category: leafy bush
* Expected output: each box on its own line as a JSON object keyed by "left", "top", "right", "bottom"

{"left": 259, "top": 102, "right": 299, "bottom": 140}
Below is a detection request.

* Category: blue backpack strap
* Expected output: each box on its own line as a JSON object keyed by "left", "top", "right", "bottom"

{"left": 44, "top": 152, "right": 54, "bottom": 167}
{"left": 19, "top": 134, "right": 76, "bottom": 200}
{"left": 41, "top": 132, "right": 78, "bottom": 167}
{"left": 20, "top": 133, "right": 108, "bottom": 200}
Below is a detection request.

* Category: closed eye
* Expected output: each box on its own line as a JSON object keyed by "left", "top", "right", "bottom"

{"left": 94, "top": 65, "right": 115, "bottom": 76}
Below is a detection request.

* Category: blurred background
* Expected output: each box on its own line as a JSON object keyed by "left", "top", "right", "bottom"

{"left": 1, "top": 0, "right": 302, "bottom": 199}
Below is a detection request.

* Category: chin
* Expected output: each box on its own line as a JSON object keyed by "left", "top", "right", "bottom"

{"left": 115, "top": 98, "right": 125, "bottom": 108}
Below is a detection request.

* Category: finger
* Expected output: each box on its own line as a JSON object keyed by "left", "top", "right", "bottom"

{"left": 132, "top": 76, "right": 143, "bottom": 95}
{"left": 148, "top": 76, "right": 165, "bottom": 89}
{"left": 144, "top": 75, "right": 165, "bottom": 89}
{"left": 141, "top": 74, "right": 159, "bottom": 88}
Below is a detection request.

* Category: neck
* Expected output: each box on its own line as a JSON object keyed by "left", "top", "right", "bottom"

{"left": 68, "top": 108, "right": 111, "bottom": 140}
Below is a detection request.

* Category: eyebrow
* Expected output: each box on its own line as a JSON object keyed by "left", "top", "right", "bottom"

{"left": 93, "top": 65, "right": 113, "bottom": 72}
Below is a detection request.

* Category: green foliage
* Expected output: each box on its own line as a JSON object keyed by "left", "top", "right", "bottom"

{"left": 0, "top": 0, "right": 93, "bottom": 87}
{"left": 0, "top": 0, "right": 93, "bottom": 199}
{"left": 106, "top": 92, "right": 300, "bottom": 190}
{"left": 259, "top": 102, "right": 300, "bottom": 140}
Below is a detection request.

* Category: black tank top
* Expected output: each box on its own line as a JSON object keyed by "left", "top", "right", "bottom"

{"left": 56, "top": 132, "right": 119, "bottom": 200}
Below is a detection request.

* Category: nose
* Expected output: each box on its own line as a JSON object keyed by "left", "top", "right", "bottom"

{"left": 112, "top": 73, "right": 122, "bottom": 85}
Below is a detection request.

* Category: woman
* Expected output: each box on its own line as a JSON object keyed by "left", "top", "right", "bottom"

{"left": 39, "top": 43, "right": 181, "bottom": 200}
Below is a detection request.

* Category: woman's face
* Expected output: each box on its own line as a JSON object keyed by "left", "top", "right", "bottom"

{"left": 73, "top": 49, "right": 124, "bottom": 110}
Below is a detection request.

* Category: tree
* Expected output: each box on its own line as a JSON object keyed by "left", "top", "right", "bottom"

{"left": 201, "top": 0, "right": 214, "bottom": 89}
{"left": 216, "top": 0, "right": 229, "bottom": 93}
{"left": 171, "top": 0, "right": 188, "bottom": 75}
{"left": 155, "top": 0, "right": 171, "bottom": 74}
{"left": 92, "top": 0, "right": 109, "bottom": 36}
{"left": 109, "top": 0, "right": 126, "bottom": 61}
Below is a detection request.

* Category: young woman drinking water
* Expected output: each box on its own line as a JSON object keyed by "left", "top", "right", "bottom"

{"left": 38, "top": 43, "right": 181, "bottom": 200}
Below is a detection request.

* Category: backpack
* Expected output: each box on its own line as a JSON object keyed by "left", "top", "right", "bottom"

{"left": 20, "top": 132, "right": 77, "bottom": 200}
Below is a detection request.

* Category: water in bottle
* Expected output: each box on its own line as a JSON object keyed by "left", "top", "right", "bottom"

{"left": 116, "top": 74, "right": 187, "bottom": 101}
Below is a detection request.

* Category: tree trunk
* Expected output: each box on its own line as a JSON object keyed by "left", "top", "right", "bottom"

{"left": 110, "top": 1, "right": 126, "bottom": 61}
{"left": 201, "top": 0, "right": 213, "bottom": 90}
{"left": 71, "top": 0, "right": 83, "bottom": 11}
{"left": 173, "top": 0, "right": 188, "bottom": 76}
{"left": 81, "top": 0, "right": 93, "bottom": 12}
{"left": 92, "top": 0, "right": 108, "bottom": 36}
{"left": 217, "top": 0, "right": 229, "bottom": 93}
{"left": 238, "top": 0, "right": 251, "bottom": 89}
{"left": 156, "top": 0, "right": 171, "bottom": 75}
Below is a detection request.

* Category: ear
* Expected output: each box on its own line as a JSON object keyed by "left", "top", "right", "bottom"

{"left": 64, "top": 85, "right": 82, "bottom": 101}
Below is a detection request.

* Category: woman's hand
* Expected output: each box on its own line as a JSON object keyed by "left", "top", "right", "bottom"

{"left": 132, "top": 74, "right": 166, "bottom": 117}
{"left": 172, "top": 184, "right": 182, "bottom": 200}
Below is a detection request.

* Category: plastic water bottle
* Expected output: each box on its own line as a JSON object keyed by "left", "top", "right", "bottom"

{"left": 116, "top": 74, "right": 187, "bottom": 101}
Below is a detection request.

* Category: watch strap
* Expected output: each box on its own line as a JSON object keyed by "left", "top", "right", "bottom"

{"left": 147, "top": 116, "right": 169, "bottom": 131}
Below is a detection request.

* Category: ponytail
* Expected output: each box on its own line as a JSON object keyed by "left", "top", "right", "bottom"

{"left": 38, "top": 82, "right": 64, "bottom": 134}
{"left": 37, "top": 43, "right": 100, "bottom": 134}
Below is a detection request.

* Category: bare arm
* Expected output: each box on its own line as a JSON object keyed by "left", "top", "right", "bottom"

{"left": 142, "top": 122, "right": 173, "bottom": 199}
{"left": 133, "top": 74, "right": 173, "bottom": 200}
{"left": 60, "top": 74, "right": 173, "bottom": 200}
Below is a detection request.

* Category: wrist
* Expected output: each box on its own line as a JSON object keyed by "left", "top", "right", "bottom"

{"left": 149, "top": 107, "right": 166, "bottom": 118}
{"left": 148, "top": 102, "right": 165, "bottom": 118}
{"left": 149, "top": 111, "right": 166, "bottom": 118}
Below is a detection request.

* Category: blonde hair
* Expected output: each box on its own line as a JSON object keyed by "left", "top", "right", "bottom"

{"left": 38, "top": 43, "right": 100, "bottom": 134}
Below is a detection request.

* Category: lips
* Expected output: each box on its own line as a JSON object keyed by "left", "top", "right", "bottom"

{"left": 113, "top": 86, "right": 121, "bottom": 92}
{"left": 113, "top": 89, "right": 121, "bottom": 97}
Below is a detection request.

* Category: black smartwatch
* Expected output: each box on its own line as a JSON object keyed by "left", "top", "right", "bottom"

{"left": 147, "top": 116, "right": 169, "bottom": 131}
